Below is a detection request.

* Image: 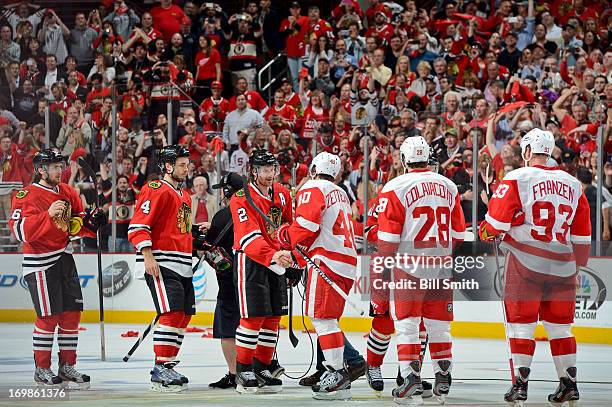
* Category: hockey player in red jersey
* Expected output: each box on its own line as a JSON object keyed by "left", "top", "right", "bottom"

{"left": 128, "top": 145, "right": 195, "bottom": 392}
{"left": 479, "top": 128, "right": 591, "bottom": 406}
{"left": 277, "top": 152, "right": 357, "bottom": 400}
{"left": 229, "top": 149, "right": 295, "bottom": 394}
{"left": 9, "top": 150, "right": 105, "bottom": 389}
{"left": 377, "top": 136, "right": 465, "bottom": 404}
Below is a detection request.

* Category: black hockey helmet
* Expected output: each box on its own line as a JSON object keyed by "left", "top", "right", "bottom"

{"left": 250, "top": 149, "right": 278, "bottom": 167}
{"left": 157, "top": 145, "right": 190, "bottom": 172}
{"left": 212, "top": 172, "right": 244, "bottom": 198}
{"left": 33, "top": 149, "right": 63, "bottom": 171}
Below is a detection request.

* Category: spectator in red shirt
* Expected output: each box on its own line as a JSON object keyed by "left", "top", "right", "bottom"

{"left": 365, "top": 7, "right": 394, "bottom": 46}
{"left": 86, "top": 73, "right": 110, "bottom": 112}
{"left": 228, "top": 77, "right": 269, "bottom": 114}
{"left": 194, "top": 35, "right": 221, "bottom": 103}
{"left": 199, "top": 81, "right": 230, "bottom": 132}
{"left": 151, "top": 0, "right": 186, "bottom": 42}
{"left": 119, "top": 77, "right": 145, "bottom": 129}
{"left": 264, "top": 89, "right": 296, "bottom": 135}
{"left": 179, "top": 116, "right": 209, "bottom": 168}
{"left": 281, "top": 2, "right": 310, "bottom": 91}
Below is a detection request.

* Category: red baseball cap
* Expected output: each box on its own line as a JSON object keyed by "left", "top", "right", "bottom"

{"left": 211, "top": 81, "right": 223, "bottom": 90}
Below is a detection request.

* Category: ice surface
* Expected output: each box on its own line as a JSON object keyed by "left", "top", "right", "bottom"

{"left": 0, "top": 323, "right": 610, "bottom": 406}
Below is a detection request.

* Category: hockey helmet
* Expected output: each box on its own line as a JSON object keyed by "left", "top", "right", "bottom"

{"left": 33, "top": 149, "right": 64, "bottom": 171}
{"left": 399, "top": 136, "right": 430, "bottom": 167}
{"left": 250, "top": 149, "right": 278, "bottom": 167}
{"left": 520, "top": 128, "right": 554, "bottom": 161}
{"left": 157, "top": 145, "right": 190, "bottom": 172}
{"left": 212, "top": 172, "right": 244, "bottom": 198}
{"left": 310, "top": 151, "right": 341, "bottom": 179}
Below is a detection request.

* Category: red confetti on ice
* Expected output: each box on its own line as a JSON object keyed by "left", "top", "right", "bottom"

{"left": 200, "top": 328, "right": 214, "bottom": 338}
{"left": 279, "top": 324, "right": 287, "bottom": 330}
{"left": 121, "top": 331, "right": 139, "bottom": 338}
{"left": 185, "top": 326, "right": 205, "bottom": 332}
{"left": 535, "top": 336, "right": 548, "bottom": 341}
{"left": 78, "top": 326, "right": 87, "bottom": 331}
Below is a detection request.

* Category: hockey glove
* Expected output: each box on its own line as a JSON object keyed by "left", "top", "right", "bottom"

{"left": 68, "top": 216, "right": 83, "bottom": 236}
{"left": 285, "top": 267, "right": 303, "bottom": 287}
{"left": 478, "top": 221, "right": 496, "bottom": 241}
{"left": 83, "top": 208, "right": 107, "bottom": 232}
{"left": 276, "top": 223, "right": 292, "bottom": 250}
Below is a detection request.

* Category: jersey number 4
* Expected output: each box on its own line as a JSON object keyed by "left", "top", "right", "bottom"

{"left": 140, "top": 200, "right": 151, "bottom": 214}
{"left": 333, "top": 210, "right": 355, "bottom": 249}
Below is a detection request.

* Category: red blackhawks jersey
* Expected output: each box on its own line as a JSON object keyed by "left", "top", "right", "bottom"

{"left": 286, "top": 179, "right": 357, "bottom": 280}
{"left": 484, "top": 165, "right": 591, "bottom": 277}
{"left": 377, "top": 168, "right": 466, "bottom": 259}
{"left": 128, "top": 180, "right": 193, "bottom": 279}
{"left": 230, "top": 182, "right": 293, "bottom": 273}
{"left": 9, "top": 183, "right": 93, "bottom": 276}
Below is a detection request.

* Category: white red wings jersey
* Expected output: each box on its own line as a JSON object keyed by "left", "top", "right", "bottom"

{"left": 286, "top": 179, "right": 357, "bottom": 280}
{"left": 484, "top": 165, "right": 591, "bottom": 277}
{"left": 365, "top": 196, "right": 381, "bottom": 243}
{"left": 377, "top": 168, "right": 466, "bottom": 257}
{"left": 9, "top": 183, "right": 89, "bottom": 276}
{"left": 230, "top": 182, "right": 293, "bottom": 273}
{"left": 128, "top": 180, "right": 193, "bottom": 279}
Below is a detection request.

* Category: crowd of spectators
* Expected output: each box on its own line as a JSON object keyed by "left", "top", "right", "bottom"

{"left": 0, "top": 0, "right": 611, "bottom": 252}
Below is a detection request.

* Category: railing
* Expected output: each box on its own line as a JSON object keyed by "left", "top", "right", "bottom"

{"left": 257, "top": 52, "right": 288, "bottom": 104}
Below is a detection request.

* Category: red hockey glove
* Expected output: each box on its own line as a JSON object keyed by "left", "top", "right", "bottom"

{"left": 276, "top": 223, "right": 292, "bottom": 250}
{"left": 479, "top": 221, "right": 496, "bottom": 241}
{"left": 511, "top": 210, "right": 525, "bottom": 226}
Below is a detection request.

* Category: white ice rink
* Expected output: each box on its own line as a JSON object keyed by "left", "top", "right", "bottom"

{"left": 0, "top": 323, "right": 610, "bottom": 406}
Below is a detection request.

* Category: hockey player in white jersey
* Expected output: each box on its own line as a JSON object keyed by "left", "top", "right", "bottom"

{"left": 376, "top": 136, "right": 466, "bottom": 405}
{"left": 480, "top": 128, "right": 591, "bottom": 406}
{"left": 276, "top": 152, "right": 357, "bottom": 400}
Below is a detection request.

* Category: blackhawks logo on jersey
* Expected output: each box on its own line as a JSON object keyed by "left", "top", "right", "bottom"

{"left": 266, "top": 205, "right": 282, "bottom": 238}
{"left": 235, "top": 189, "right": 245, "bottom": 197}
{"left": 148, "top": 180, "right": 162, "bottom": 189}
{"left": 177, "top": 202, "right": 192, "bottom": 234}
{"left": 53, "top": 200, "right": 71, "bottom": 233}
{"left": 15, "top": 190, "right": 28, "bottom": 199}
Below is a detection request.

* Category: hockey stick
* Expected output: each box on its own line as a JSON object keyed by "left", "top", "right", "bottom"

{"left": 123, "top": 315, "right": 160, "bottom": 362}
{"left": 240, "top": 178, "right": 364, "bottom": 316}
{"left": 288, "top": 286, "right": 299, "bottom": 347}
{"left": 492, "top": 237, "right": 516, "bottom": 384}
{"left": 77, "top": 157, "right": 106, "bottom": 361}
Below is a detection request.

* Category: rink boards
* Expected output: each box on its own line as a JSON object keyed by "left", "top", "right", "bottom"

{"left": 0, "top": 254, "right": 610, "bottom": 344}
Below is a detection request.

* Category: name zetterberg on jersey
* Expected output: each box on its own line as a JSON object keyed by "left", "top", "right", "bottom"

{"left": 532, "top": 179, "right": 575, "bottom": 201}
{"left": 326, "top": 188, "right": 349, "bottom": 207}
{"left": 405, "top": 181, "right": 454, "bottom": 208}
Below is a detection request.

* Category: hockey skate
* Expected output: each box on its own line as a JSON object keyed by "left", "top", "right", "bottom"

{"left": 253, "top": 359, "right": 282, "bottom": 393}
{"left": 235, "top": 363, "right": 259, "bottom": 394}
{"left": 165, "top": 361, "right": 188, "bottom": 385}
{"left": 34, "top": 367, "right": 63, "bottom": 387}
{"left": 392, "top": 361, "right": 424, "bottom": 406}
{"left": 397, "top": 366, "right": 432, "bottom": 398}
{"left": 548, "top": 367, "right": 579, "bottom": 407}
{"left": 312, "top": 367, "right": 351, "bottom": 400}
{"left": 58, "top": 363, "right": 91, "bottom": 390}
{"left": 150, "top": 363, "right": 185, "bottom": 393}
{"left": 504, "top": 367, "right": 530, "bottom": 406}
{"left": 366, "top": 364, "right": 384, "bottom": 394}
{"left": 209, "top": 372, "right": 236, "bottom": 389}
{"left": 433, "top": 360, "right": 452, "bottom": 404}
{"left": 268, "top": 359, "right": 285, "bottom": 379}
{"left": 299, "top": 369, "right": 324, "bottom": 387}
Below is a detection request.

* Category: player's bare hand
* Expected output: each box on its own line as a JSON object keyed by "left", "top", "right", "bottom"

{"left": 272, "top": 250, "right": 293, "bottom": 268}
{"left": 144, "top": 255, "right": 160, "bottom": 277}
{"left": 48, "top": 200, "right": 67, "bottom": 218}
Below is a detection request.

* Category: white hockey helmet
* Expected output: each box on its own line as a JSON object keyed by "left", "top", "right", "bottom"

{"left": 520, "top": 128, "right": 555, "bottom": 162}
{"left": 310, "top": 151, "right": 342, "bottom": 179}
{"left": 400, "top": 136, "right": 430, "bottom": 167}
